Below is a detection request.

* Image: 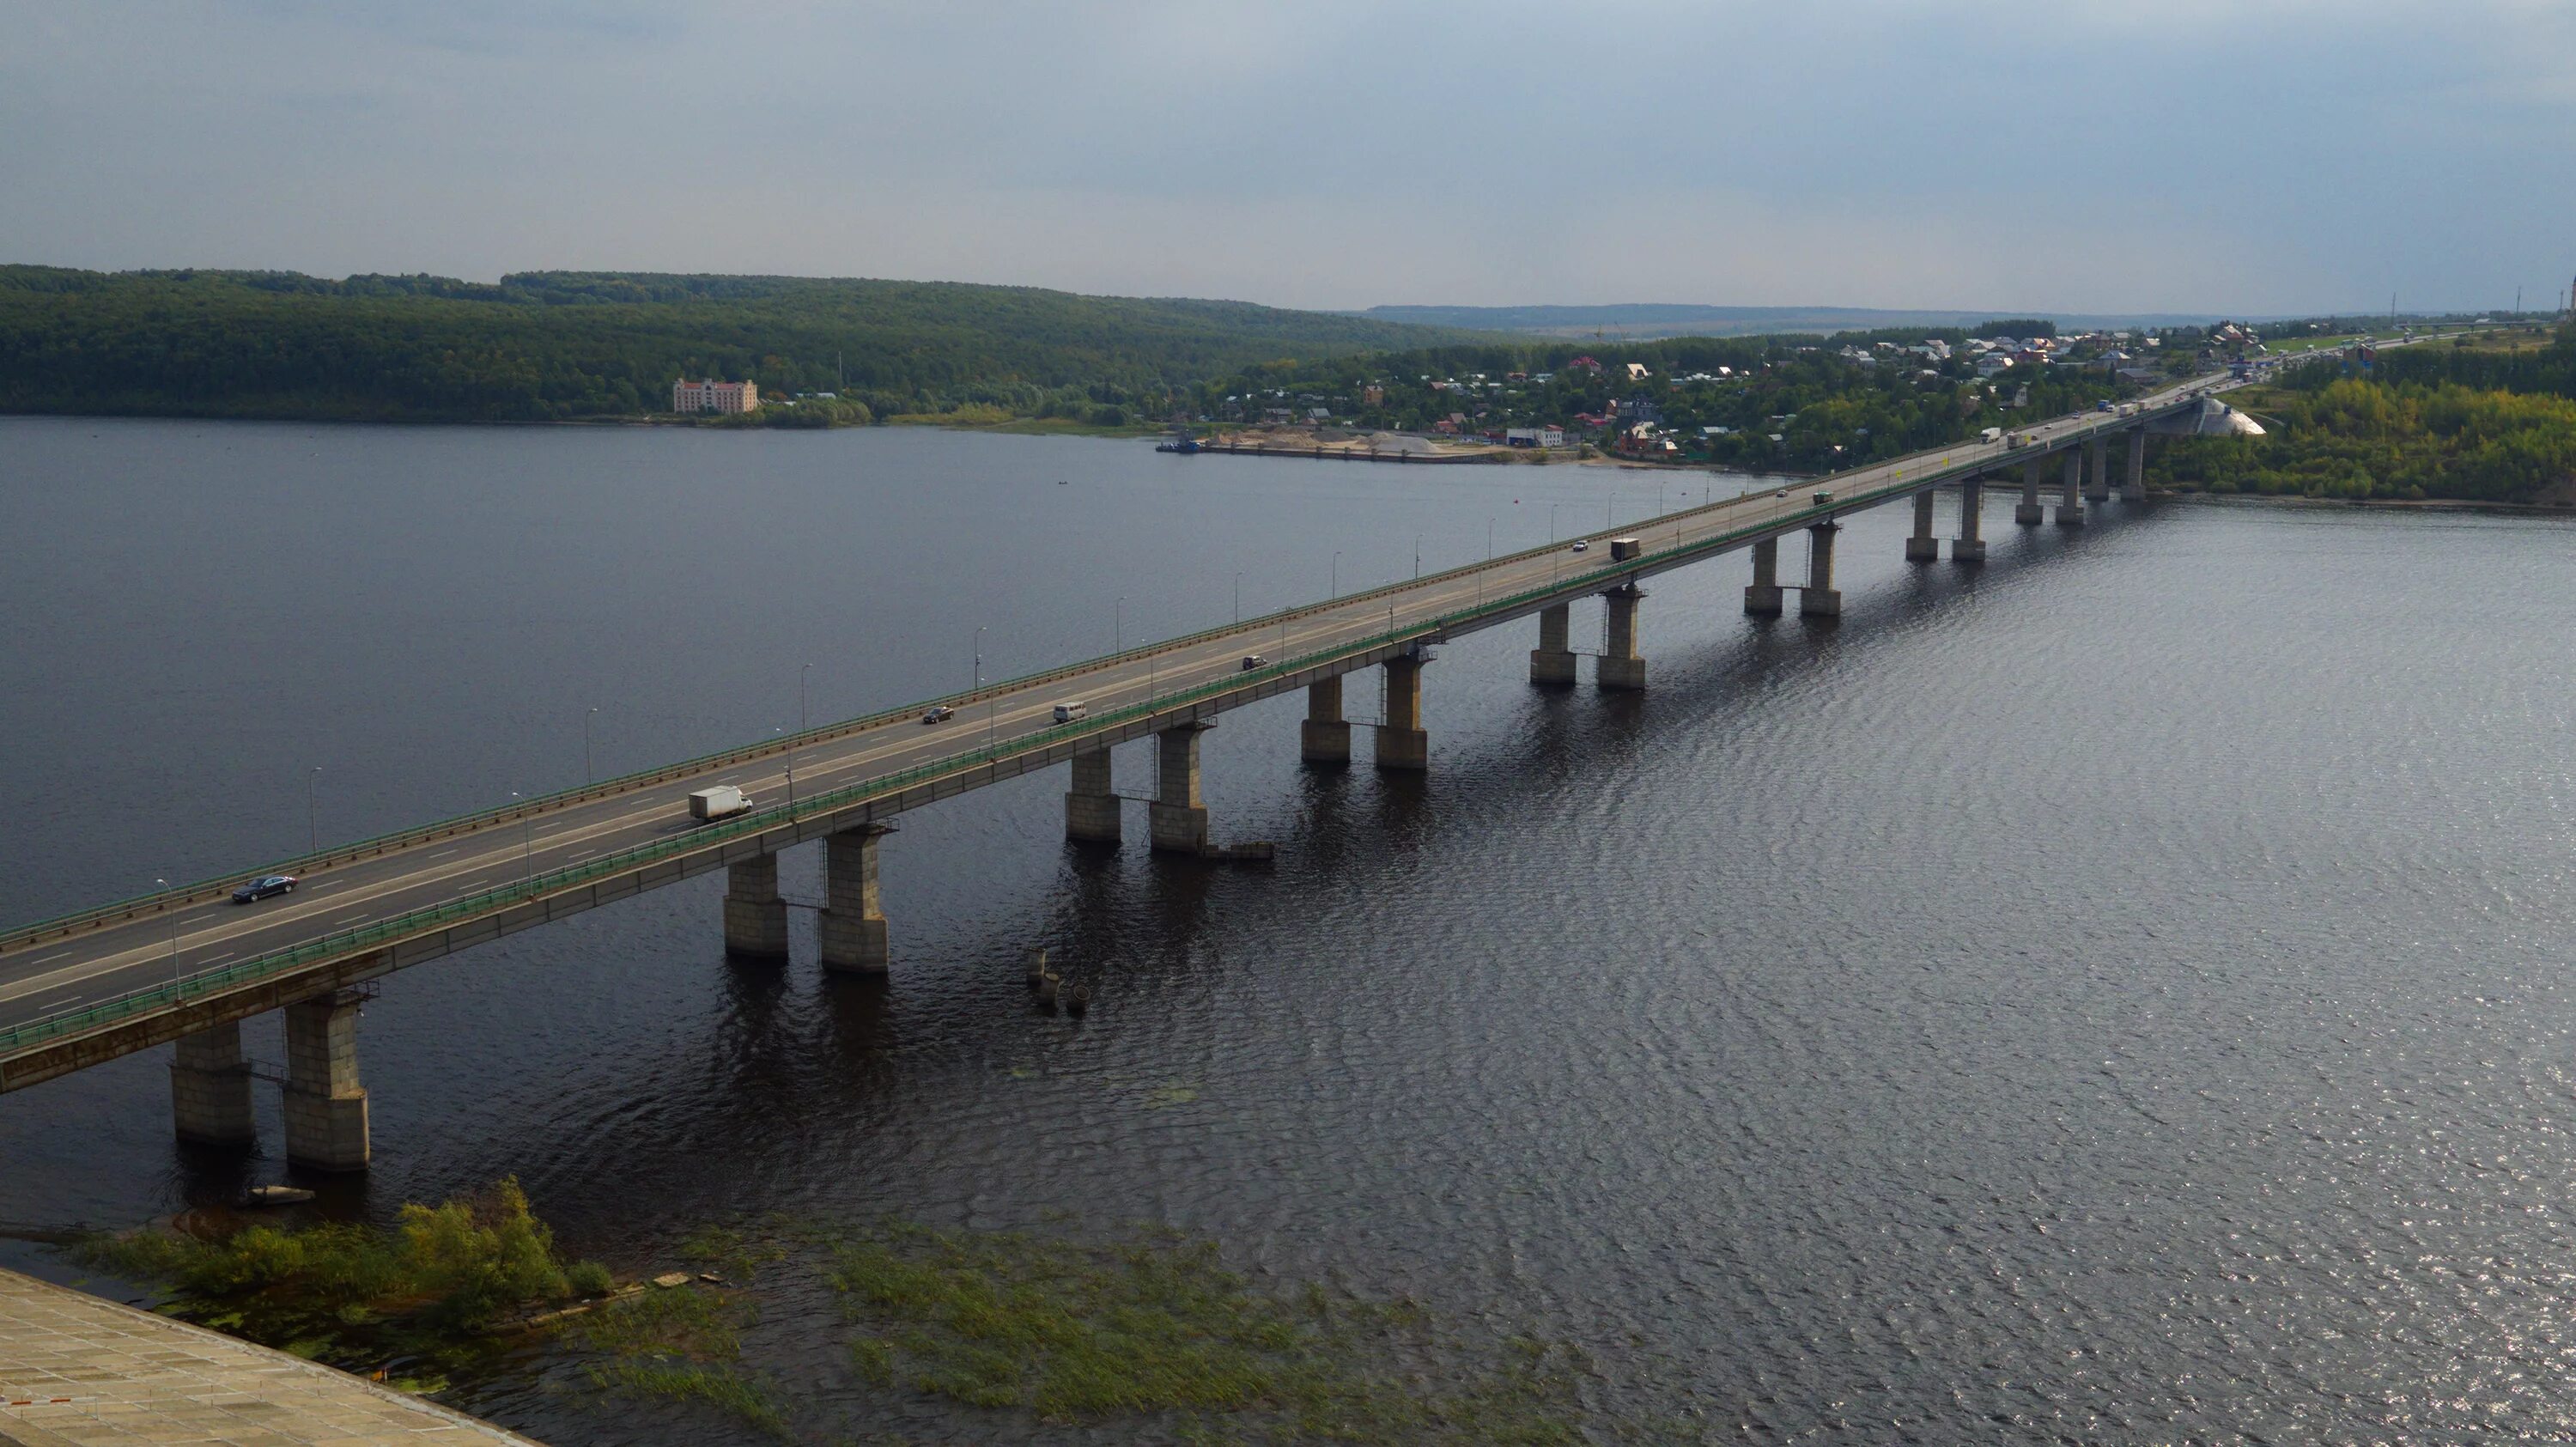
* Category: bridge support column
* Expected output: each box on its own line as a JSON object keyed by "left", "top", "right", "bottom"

{"left": 282, "top": 990, "right": 368, "bottom": 1172}
{"left": 1528, "top": 603, "right": 1578, "bottom": 685}
{"left": 819, "top": 824, "right": 892, "bottom": 973}
{"left": 1377, "top": 656, "right": 1429, "bottom": 770}
{"left": 1150, "top": 721, "right": 1216, "bottom": 852}
{"left": 2083, "top": 435, "right": 2110, "bottom": 503}
{"left": 722, "top": 854, "right": 790, "bottom": 960}
{"left": 1744, "top": 537, "right": 1784, "bottom": 615}
{"left": 2015, "top": 456, "right": 2044, "bottom": 526}
{"left": 1065, "top": 747, "right": 1121, "bottom": 842}
{"left": 1599, "top": 586, "right": 1645, "bottom": 690}
{"left": 1905, "top": 490, "right": 1940, "bottom": 562}
{"left": 1300, "top": 676, "right": 1352, "bottom": 764}
{"left": 170, "top": 1019, "right": 254, "bottom": 1147}
{"left": 1953, "top": 478, "right": 1987, "bottom": 562}
{"left": 2123, "top": 429, "right": 2147, "bottom": 502}
{"left": 1801, "top": 522, "right": 1842, "bottom": 617}
{"left": 2056, "top": 449, "right": 2086, "bottom": 526}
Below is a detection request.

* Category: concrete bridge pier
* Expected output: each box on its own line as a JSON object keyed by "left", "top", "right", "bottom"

{"left": 1801, "top": 522, "right": 1842, "bottom": 617}
{"left": 819, "top": 824, "right": 893, "bottom": 974}
{"left": 1528, "top": 603, "right": 1578, "bottom": 685}
{"left": 1905, "top": 490, "right": 1940, "bottom": 562}
{"left": 722, "top": 854, "right": 791, "bottom": 959}
{"left": 1150, "top": 721, "right": 1217, "bottom": 851}
{"left": 1744, "top": 537, "right": 1785, "bottom": 615}
{"left": 1300, "top": 677, "right": 1352, "bottom": 764}
{"left": 170, "top": 1020, "right": 254, "bottom": 1146}
{"left": 1377, "top": 656, "right": 1429, "bottom": 770}
{"left": 1065, "top": 746, "right": 1121, "bottom": 841}
{"left": 1953, "top": 477, "right": 1987, "bottom": 562}
{"left": 2056, "top": 449, "right": 2086, "bottom": 526}
{"left": 1599, "top": 586, "right": 1645, "bottom": 690}
{"left": 2083, "top": 435, "right": 2111, "bottom": 503}
{"left": 2016, "top": 455, "right": 2045, "bottom": 526}
{"left": 282, "top": 990, "right": 368, "bottom": 1172}
{"left": 2123, "top": 429, "right": 2148, "bottom": 502}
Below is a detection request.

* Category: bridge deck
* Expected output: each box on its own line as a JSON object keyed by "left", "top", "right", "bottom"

{"left": 0, "top": 383, "right": 2216, "bottom": 1089}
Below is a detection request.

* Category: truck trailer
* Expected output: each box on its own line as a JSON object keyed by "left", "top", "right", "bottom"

{"left": 689, "top": 785, "right": 753, "bottom": 821}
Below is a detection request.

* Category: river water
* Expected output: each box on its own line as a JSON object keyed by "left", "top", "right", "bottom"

{"left": 5, "top": 416, "right": 2576, "bottom": 1444}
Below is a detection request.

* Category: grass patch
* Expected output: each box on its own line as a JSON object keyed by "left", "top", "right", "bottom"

{"left": 678, "top": 1223, "right": 787, "bottom": 1282}
{"left": 817, "top": 1219, "right": 1585, "bottom": 1444}
{"left": 565, "top": 1286, "right": 787, "bottom": 1436}
{"left": 68, "top": 1177, "right": 601, "bottom": 1372}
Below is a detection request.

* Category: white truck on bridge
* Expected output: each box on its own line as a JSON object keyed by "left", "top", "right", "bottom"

{"left": 689, "top": 785, "right": 753, "bottom": 821}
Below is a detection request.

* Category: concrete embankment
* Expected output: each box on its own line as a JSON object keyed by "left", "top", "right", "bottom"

{"left": 0, "top": 1268, "right": 543, "bottom": 1447}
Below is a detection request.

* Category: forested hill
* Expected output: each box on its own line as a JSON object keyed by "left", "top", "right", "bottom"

{"left": 0, "top": 267, "right": 1496, "bottom": 424}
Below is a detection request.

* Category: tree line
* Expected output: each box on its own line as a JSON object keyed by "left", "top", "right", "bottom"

{"left": 0, "top": 266, "right": 1492, "bottom": 424}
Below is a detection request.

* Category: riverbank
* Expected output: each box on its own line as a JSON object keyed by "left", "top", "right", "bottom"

{"left": 56, "top": 1193, "right": 1593, "bottom": 1444}
{"left": 0, "top": 1267, "right": 546, "bottom": 1446}
{"left": 2156, "top": 487, "right": 2576, "bottom": 516}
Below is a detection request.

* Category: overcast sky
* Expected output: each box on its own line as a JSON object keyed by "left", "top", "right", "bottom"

{"left": 5, "top": 2, "right": 2572, "bottom": 316}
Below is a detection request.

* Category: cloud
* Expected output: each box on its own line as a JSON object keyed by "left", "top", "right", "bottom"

{"left": 2, "top": 0, "right": 2570, "bottom": 313}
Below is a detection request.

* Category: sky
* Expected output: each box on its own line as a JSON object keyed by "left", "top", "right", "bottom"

{"left": 3, "top": 1, "right": 2573, "bottom": 317}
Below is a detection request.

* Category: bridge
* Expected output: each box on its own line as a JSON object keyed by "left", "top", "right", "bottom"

{"left": 0, "top": 375, "right": 2240, "bottom": 1168}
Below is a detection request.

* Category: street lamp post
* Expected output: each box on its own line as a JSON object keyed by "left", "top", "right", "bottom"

{"left": 1233, "top": 572, "right": 1242, "bottom": 624}
{"left": 584, "top": 708, "right": 598, "bottom": 785}
{"left": 799, "top": 663, "right": 812, "bottom": 733}
{"left": 1413, "top": 535, "right": 1422, "bottom": 580}
{"left": 508, "top": 792, "right": 532, "bottom": 880}
{"left": 973, "top": 626, "right": 986, "bottom": 691}
{"left": 1331, "top": 552, "right": 1341, "bottom": 599}
{"left": 1115, "top": 596, "right": 1124, "bottom": 653}
{"left": 307, "top": 767, "right": 320, "bottom": 854}
{"left": 1486, "top": 516, "right": 1495, "bottom": 559}
{"left": 156, "top": 879, "right": 178, "bottom": 985}
{"left": 786, "top": 764, "right": 797, "bottom": 810}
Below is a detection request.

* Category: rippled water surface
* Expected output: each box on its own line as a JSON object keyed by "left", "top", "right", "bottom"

{"left": 7, "top": 416, "right": 2576, "bottom": 1444}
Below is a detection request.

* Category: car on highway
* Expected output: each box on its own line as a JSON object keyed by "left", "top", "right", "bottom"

{"left": 1774, "top": 488, "right": 1788, "bottom": 497}
{"left": 1240, "top": 654, "right": 1265, "bottom": 671}
{"left": 921, "top": 704, "right": 955, "bottom": 724}
{"left": 1571, "top": 539, "right": 1588, "bottom": 552}
{"left": 1053, "top": 701, "right": 1087, "bottom": 723}
{"left": 231, "top": 874, "right": 298, "bottom": 903}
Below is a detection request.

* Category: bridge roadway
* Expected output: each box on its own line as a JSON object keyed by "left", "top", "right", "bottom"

{"left": 0, "top": 376, "right": 2223, "bottom": 1097}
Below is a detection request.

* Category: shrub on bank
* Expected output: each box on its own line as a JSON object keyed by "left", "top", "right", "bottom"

{"left": 73, "top": 1176, "right": 600, "bottom": 1365}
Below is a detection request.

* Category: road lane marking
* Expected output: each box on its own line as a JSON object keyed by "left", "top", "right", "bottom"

{"left": 6, "top": 386, "right": 2227, "bottom": 1006}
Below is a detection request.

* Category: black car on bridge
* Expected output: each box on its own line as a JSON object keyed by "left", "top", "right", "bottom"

{"left": 230, "top": 874, "right": 298, "bottom": 903}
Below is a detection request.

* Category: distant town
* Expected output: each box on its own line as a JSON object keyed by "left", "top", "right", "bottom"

{"left": 1176, "top": 320, "right": 2310, "bottom": 471}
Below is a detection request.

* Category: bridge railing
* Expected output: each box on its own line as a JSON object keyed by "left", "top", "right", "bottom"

{"left": 0, "top": 473, "right": 1742, "bottom": 953}
{"left": 0, "top": 615, "right": 1432, "bottom": 1057}
{"left": 0, "top": 385, "right": 2216, "bottom": 963}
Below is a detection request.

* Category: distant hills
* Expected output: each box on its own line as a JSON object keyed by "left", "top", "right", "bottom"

{"left": 0, "top": 267, "right": 1501, "bottom": 424}
{"left": 1358, "top": 303, "right": 2265, "bottom": 340}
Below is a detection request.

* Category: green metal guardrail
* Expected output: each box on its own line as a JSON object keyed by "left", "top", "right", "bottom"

{"left": 0, "top": 385, "right": 2223, "bottom": 1054}
{"left": 0, "top": 619, "right": 1431, "bottom": 1057}
{"left": 0, "top": 467, "right": 1756, "bottom": 952}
